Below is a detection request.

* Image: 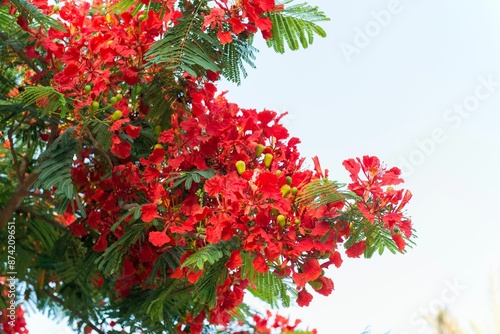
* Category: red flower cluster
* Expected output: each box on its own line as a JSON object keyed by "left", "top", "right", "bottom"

{"left": 343, "top": 156, "right": 412, "bottom": 252}
{"left": 0, "top": 305, "right": 28, "bottom": 334}
{"left": 0, "top": 278, "right": 28, "bottom": 334}
{"left": 204, "top": 0, "right": 281, "bottom": 43}
{"left": 250, "top": 310, "right": 316, "bottom": 334}
{"left": 5, "top": 0, "right": 414, "bottom": 332}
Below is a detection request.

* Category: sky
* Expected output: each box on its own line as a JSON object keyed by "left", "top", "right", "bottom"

{"left": 26, "top": 0, "right": 500, "bottom": 333}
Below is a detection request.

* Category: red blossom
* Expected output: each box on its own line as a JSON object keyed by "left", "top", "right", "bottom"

{"left": 392, "top": 233, "right": 406, "bottom": 252}
{"left": 148, "top": 231, "right": 171, "bottom": 247}
{"left": 110, "top": 135, "right": 132, "bottom": 159}
{"left": 124, "top": 124, "right": 141, "bottom": 139}
{"left": 141, "top": 203, "right": 160, "bottom": 222}
{"left": 296, "top": 289, "right": 313, "bottom": 307}
{"left": 345, "top": 241, "right": 366, "bottom": 258}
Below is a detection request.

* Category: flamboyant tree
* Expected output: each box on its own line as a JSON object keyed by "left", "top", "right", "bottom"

{"left": 0, "top": 0, "right": 414, "bottom": 333}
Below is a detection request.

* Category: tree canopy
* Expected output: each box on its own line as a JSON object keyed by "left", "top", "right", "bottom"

{"left": 0, "top": 0, "right": 414, "bottom": 333}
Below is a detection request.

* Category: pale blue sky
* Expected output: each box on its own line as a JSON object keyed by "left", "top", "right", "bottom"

{"left": 218, "top": 0, "right": 500, "bottom": 332}
{"left": 27, "top": 0, "right": 500, "bottom": 333}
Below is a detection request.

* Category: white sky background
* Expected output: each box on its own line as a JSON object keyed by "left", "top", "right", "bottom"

{"left": 27, "top": 0, "right": 500, "bottom": 333}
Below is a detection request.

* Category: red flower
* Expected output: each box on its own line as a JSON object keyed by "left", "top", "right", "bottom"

{"left": 252, "top": 253, "right": 269, "bottom": 273}
{"left": 124, "top": 124, "right": 141, "bottom": 139}
{"left": 148, "top": 148, "right": 165, "bottom": 165}
{"left": 148, "top": 231, "right": 170, "bottom": 247}
{"left": 296, "top": 288, "right": 313, "bottom": 307}
{"left": 141, "top": 203, "right": 160, "bottom": 222}
{"left": 226, "top": 250, "right": 243, "bottom": 270}
{"left": 93, "top": 234, "right": 108, "bottom": 252}
{"left": 345, "top": 240, "right": 366, "bottom": 258}
{"left": 310, "top": 276, "right": 334, "bottom": 296}
{"left": 229, "top": 17, "right": 245, "bottom": 34}
{"left": 292, "top": 258, "right": 322, "bottom": 287}
{"left": 392, "top": 233, "right": 406, "bottom": 252}
{"left": 110, "top": 135, "right": 132, "bottom": 159}
{"left": 217, "top": 31, "right": 233, "bottom": 44}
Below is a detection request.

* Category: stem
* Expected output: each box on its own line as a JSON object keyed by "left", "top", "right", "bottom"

{"left": 84, "top": 127, "right": 114, "bottom": 169}
{"left": 7, "top": 128, "right": 23, "bottom": 183}
{"left": 0, "top": 172, "right": 39, "bottom": 231}
{"left": 17, "top": 206, "right": 67, "bottom": 231}
{"left": 0, "top": 31, "right": 43, "bottom": 76}
{"left": 0, "top": 124, "right": 58, "bottom": 231}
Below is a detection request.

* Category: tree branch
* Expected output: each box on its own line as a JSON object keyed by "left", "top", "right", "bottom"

{"left": 17, "top": 206, "right": 67, "bottom": 231}
{"left": 7, "top": 128, "right": 23, "bottom": 183}
{"left": 0, "top": 123, "right": 58, "bottom": 231}
{"left": 30, "top": 281, "right": 105, "bottom": 334}
{"left": 0, "top": 172, "right": 39, "bottom": 231}
{"left": 84, "top": 127, "right": 113, "bottom": 169}
{"left": 0, "top": 31, "right": 43, "bottom": 76}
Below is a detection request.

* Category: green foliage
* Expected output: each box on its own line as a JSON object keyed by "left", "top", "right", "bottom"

{"left": 90, "top": 120, "right": 114, "bottom": 151}
{"left": 96, "top": 222, "right": 145, "bottom": 276}
{"left": 221, "top": 37, "right": 258, "bottom": 85}
{"left": 266, "top": 0, "right": 329, "bottom": 53}
{"left": 8, "top": 0, "right": 64, "bottom": 31}
{"left": 34, "top": 127, "right": 84, "bottom": 215}
{"left": 17, "top": 86, "right": 68, "bottom": 117}
{"left": 241, "top": 252, "right": 296, "bottom": 308}
{"left": 146, "top": 247, "right": 185, "bottom": 285}
{"left": 146, "top": 2, "right": 220, "bottom": 77}
{"left": 167, "top": 168, "right": 216, "bottom": 190}
{"left": 182, "top": 238, "right": 239, "bottom": 271}
{"left": 297, "top": 178, "right": 348, "bottom": 209}
{"left": 193, "top": 257, "right": 229, "bottom": 309}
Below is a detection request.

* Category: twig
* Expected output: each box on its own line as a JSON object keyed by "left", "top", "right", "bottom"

{"left": 0, "top": 31, "right": 43, "bottom": 76}
{"left": 0, "top": 124, "right": 58, "bottom": 231}
{"left": 30, "top": 280, "right": 105, "bottom": 334}
{"left": 7, "top": 128, "right": 23, "bottom": 183}
{"left": 84, "top": 127, "right": 113, "bottom": 169}
{"left": 0, "top": 172, "right": 39, "bottom": 231}
{"left": 17, "top": 206, "right": 67, "bottom": 231}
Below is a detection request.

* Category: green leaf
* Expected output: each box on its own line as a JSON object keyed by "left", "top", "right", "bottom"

{"left": 95, "top": 222, "right": 145, "bottom": 276}
{"left": 18, "top": 86, "right": 67, "bottom": 117}
{"left": 241, "top": 252, "right": 295, "bottom": 308}
{"left": 220, "top": 37, "right": 258, "bottom": 85}
{"left": 296, "top": 178, "right": 346, "bottom": 209}
{"left": 34, "top": 128, "right": 84, "bottom": 217}
{"left": 9, "top": 0, "right": 65, "bottom": 31}
{"left": 181, "top": 238, "right": 239, "bottom": 270}
{"left": 266, "top": 0, "right": 329, "bottom": 54}
{"left": 146, "top": 8, "right": 220, "bottom": 77}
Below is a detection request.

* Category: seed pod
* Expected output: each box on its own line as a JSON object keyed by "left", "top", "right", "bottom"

{"left": 280, "top": 184, "right": 291, "bottom": 197}
{"left": 264, "top": 153, "right": 273, "bottom": 168}
{"left": 235, "top": 160, "right": 246, "bottom": 175}
{"left": 255, "top": 144, "right": 265, "bottom": 157}
{"left": 111, "top": 110, "right": 122, "bottom": 121}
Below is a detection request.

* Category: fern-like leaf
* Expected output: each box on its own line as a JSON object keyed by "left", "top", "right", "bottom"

{"left": 266, "top": 0, "right": 329, "bottom": 53}
{"left": 34, "top": 128, "right": 83, "bottom": 215}
{"left": 220, "top": 37, "right": 258, "bottom": 85}
{"left": 9, "top": 0, "right": 65, "bottom": 31}
{"left": 95, "top": 222, "right": 145, "bottom": 277}
{"left": 241, "top": 252, "right": 296, "bottom": 308}
{"left": 296, "top": 178, "right": 347, "bottom": 209}
{"left": 18, "top": 86, "right": 68, "bottom": 117}
{"left": 181, "top": 238, "right": 238, "bottom": 271}
{"left": 146, "top": 9, "right": 220, "bottom": 77}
